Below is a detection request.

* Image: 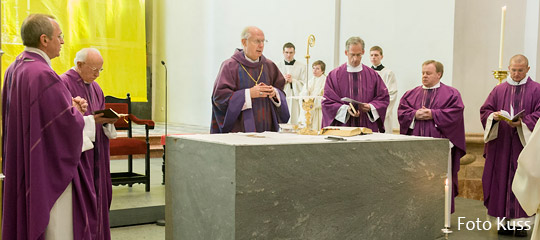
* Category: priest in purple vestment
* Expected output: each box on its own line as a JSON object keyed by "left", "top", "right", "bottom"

{"left": 2, "top": 14, "right": 93, "bottom": 239}
{"left": 480, "top": 54, "right": 540, "bottom": 237}
{"left": 321, "top": 37, "right": 389, "bottom": 132}
{"left": 61, "top": 48, "right": 118, "bottom": 240}
{"left": 397, "top": 60, "right": 466, "bottom": 213}
{"left": 211, "top": 26, "right": 289, "bottom": 133}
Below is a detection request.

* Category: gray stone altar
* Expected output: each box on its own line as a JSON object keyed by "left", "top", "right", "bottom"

{"left": 165, "top": 132, "right": 449, "bottom": 239}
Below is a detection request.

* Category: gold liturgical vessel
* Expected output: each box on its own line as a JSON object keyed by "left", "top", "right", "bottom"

{"left": 298, "top": 34, "right": 318, "bottom": 135}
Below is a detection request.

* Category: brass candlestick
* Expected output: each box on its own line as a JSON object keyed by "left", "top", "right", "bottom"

{"left": 493, "top": 70, "right": 508, "bottom": 85}
{"left": 298, "top": 35, "right": 318, "bottom": 135}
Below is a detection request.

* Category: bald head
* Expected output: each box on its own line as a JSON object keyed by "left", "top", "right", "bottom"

{"left": 509, "top": 54, "right": 529, "bottom": 66}
{"left": 508, "top": 54, "right": 530, "bottom": 82}
{"left": 241, "top": 26, "right": 265, "bottom": 61}
{"left": 75, "top": 48, "right": 104, "bottom": 83}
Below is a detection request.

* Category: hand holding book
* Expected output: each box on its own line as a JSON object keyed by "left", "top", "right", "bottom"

{"left": 341, "top": 97, "right": 370, "bottom": 113}
{"left": 93, "top": 109, "right": 128, "bottom": 124}
{"left": 498, "top": 109, "right": 525, "bottom": 122}
{"left": 348, "top": 103, "right": 360, "bottom": 117}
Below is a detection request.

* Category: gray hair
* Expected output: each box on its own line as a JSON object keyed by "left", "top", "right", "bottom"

{"left": 21, "top": 14, "right": 56, "bottom": 48}
{"left": 74, "top": 48, "right": 102, "bottom": 65}
{"left": 241, "top": 26, "right": 253, "bottom": 40}
{"left": 345, "top": 37, "right": 365, "bottom": 51}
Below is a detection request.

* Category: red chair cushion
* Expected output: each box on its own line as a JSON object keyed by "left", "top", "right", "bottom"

{"left": 110, "top": 138, "right": 147, "bottom": 155}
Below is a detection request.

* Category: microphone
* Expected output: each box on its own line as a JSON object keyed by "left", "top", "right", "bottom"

{"left": 161, "top": 60, "right": 168, "bottom": 137}
{"left": 161, "top": 60, "right": 168, "bottom": 188}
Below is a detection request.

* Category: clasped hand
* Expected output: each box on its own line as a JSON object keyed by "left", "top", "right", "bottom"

{"left": 415, "top": 107, "right": 433, "bottom": 120}
{"left": 250, "top": 83, "right": 276, "bottom": 99}
{"left": 72, "top": 96, "right": 88, "bottom": 115}
{"left": 284, "top": 74, "right": 292, "bottom": 83}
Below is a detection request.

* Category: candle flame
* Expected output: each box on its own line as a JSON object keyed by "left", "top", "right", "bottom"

{"left": 502, "top": 6, "right": 507, "bottom": 10}
{"left": 445, "top": 178, "right": 449, "bottom": 185}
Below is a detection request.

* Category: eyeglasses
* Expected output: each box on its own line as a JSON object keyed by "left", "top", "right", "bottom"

{"left": 88, "top": 65, "right": 104, "bottom": 73}
{"left": 249, "top": 39, "right": 268, "bottom": 45}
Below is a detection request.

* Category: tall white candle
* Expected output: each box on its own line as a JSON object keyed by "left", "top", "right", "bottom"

{"left": 498, "top": 6, "right": 507, "bottom": 69}
{"left": 444, "top": 178, "right": 450, "bottom": 228}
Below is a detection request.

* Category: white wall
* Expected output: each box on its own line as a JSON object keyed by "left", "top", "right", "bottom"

{"left": 453, "top": 0, "right": 529, "bottom": 133}
{"left": 524, "top": 0, "right": 539, "bottom": 81}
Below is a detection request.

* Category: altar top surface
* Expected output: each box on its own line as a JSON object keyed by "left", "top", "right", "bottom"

{"left": 167, "top": 132, "right": 447, "bottom": 146}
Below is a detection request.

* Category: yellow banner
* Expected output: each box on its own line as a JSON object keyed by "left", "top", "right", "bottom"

{"left": 1, "top": 0, "right": 147, "bottom": 102}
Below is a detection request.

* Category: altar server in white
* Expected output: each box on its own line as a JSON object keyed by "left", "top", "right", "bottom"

{"left": 278, "top": 42, "right": 306, "bottom": 125}
{"left": 298, "top": 60, "right": 326, "bottom": 130}
{"left": 370, "top": 46, "right": 398, "bottom": 133}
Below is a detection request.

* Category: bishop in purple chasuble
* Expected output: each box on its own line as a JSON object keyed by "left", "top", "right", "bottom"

{"left": 211, "top": 49, "right": 290, "bottom": 133}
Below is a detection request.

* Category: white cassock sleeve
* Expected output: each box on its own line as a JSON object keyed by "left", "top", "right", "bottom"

{"left": 366, "top": 104, "right": 380, "bottom": 122}
{"left": 483, "top": 113, "right": 499, "bottom": 143}
{"left": 292, "top": 65, "right": 307, "bottom": 96}
{"left": 335, "top": 104, "right": 350, "bottom": 124}
{"left": 409, "top": 118, "right": 416, "bottom": 129}
{"left": 269, "top": 87, "right": 281, "bottom": 107}
{"left": 82, "top": 115, "right": 96, "bottom": 152}
{"left": 386, "top": 71, "right": 398, "bottom": 105}
{"left": 517, "top": 121, "right": 532, "bottom": 146}
{"left": 103, "top": 123, "right": 117, "bottom": 139}
{"left": 242, "top": 89, "right": 252, "bottom": 110}
{"left": 512, "top": 119, "right": 540, "bottom": 239}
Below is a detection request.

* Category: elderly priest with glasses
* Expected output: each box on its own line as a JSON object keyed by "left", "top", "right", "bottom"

{"left": 211, "top": 26, "right": 290, "bottom": 133}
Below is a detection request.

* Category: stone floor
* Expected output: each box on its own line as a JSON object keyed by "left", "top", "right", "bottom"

{"left": 110, "top": 197, "right": 535, "bottom": 239}
{"left": 437, "top": 197, "right": 534, "bottom": 240}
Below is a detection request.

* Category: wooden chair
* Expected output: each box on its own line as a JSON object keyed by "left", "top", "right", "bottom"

{"left": 106, "top": 93, "right": 154, "bottom": 192}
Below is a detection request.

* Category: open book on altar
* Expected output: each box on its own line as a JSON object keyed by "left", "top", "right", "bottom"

{"left": 321, "top": 126, "right": 373, "bottom": 137}
{"left": 499, "top": 109, "right": 525, "bottom": 122}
